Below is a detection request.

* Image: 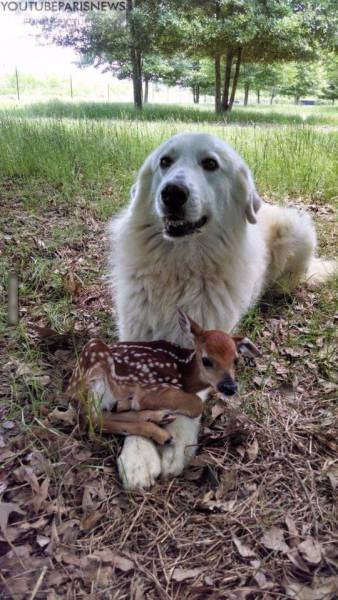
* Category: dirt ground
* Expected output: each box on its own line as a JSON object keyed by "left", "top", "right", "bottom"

{"left": 0, "top": 186, "right": 337, "bottom": 599}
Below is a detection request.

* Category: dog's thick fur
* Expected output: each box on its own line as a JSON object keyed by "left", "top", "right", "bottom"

{"left": 109, "top": 132, "right": 335, "bottom": 489}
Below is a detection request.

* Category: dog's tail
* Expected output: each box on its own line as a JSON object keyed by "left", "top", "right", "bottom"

{"left": 305, "top": 257, "right": 337, "bottom": 288}
{"left": 260, "top": 204, "right": 336, "bottom": 290}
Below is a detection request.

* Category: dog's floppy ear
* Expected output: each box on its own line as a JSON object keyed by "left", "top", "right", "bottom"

{"left": 235, "top": 166, "right": 262, "bottom": 224}
{"left": 129, "top": 151, "right": 156, "bottom": 210}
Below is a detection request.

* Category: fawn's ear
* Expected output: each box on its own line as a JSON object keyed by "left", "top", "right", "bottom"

{"left": 233, "top": 336, "right": 261, "bottom": 365}
{"left": 177, "top": 307, "right": 204, "bottom": 339}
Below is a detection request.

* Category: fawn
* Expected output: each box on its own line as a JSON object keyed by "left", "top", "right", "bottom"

{"left": 66, "top": 308, "right": 260, "bottom": 444}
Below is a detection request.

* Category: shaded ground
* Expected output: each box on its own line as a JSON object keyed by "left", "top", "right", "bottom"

{"left": 0, "top": 181, "right": 337, "bottom": 599}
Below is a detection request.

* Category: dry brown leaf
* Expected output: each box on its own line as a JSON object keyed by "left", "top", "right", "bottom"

{"left": 298, "top": 538, "right": 322, "bottom": 565}
{"left": 13, "top": 466, "right": 49, "bottom": 512}
{"left": 172, "top": 567, "right": 202, "bottom": 582}
{"left": 0, "top": 502, "right": 25, "bottom": 536}
{"left": 80, "top": 510, "right": 104, "bottom": 531}
{"left": 211, "top": 401, "right": 226, "bottom": 422}
{"left": 56, "top": 549, "right": 87, "bottom": 568}
{"left": 16, "top": 362, "right": 33, "bottom": 377}
{"left": 246, "top": 438, "right": 259, "bottom": 461}
{"left": 215, "top": 469, "right": 237, "bottom": 498}
{"left": 285, "top": 576, "right": 338, "bottom": 599}
{"left": 90, "top": 549, "right": 134, "bottom": 572}
{"left": 64, "top": 271, "right": 82, "bottom": 296}
{"left": 48, "top": 405, "right": 76, "bottom": 426}
{"left": 261, "top": 527, "right": 289, "bottom": 553}
{"left": 81, "top": 564, "right": 114, "bottom": 587}
{"left": 33, "top": 477, "right": 50, "bottom": 513}
{"left": 323, "top": 460, "right": 338, "bottom": 491}
{"left": 130, "top": 578, "right": 146, "bottom": 600}
{"left": 200, "top": 491, "right": 236, "bottom": 513}
{"left": 35, "top": 374, "right": 51, "bottom": 386}
{"left": 0, "top": 525, "right": 21, "bottom": 543}
{"left": 0, "top": 545, "right": 50, "bottom": 600}
{"left": 285, "top": 514, "right": 300, "bottom": 548}
{"left": 82, "top": 485, "right": 95, "bottom": 510}
{"left": 232, "top": 535, "right": 256, "bottom": 558}
{"left": 37, "top": 534, "right": 50, "bottom": 547}
{"left": 184, "top": 467, "right": 204, "bottom": 481}
{"left": 286, "top": 549, "right": 311, "bottom": 573}
{"left": 250, "top": 560, "right": 271, "bottom": 589}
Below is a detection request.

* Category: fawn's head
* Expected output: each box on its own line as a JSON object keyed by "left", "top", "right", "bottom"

{"left": 177, "top": 307, "right": 260, "bottom": 396}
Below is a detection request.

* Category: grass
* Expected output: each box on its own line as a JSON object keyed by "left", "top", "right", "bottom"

{"left": 0, "top": 117, "right": 337, "bottom": 214}
{"left": 0, "top": 100, "right": 337, "bottom": 598}
{"left": 1, "top": 99, "right": 338, "bottom": 126}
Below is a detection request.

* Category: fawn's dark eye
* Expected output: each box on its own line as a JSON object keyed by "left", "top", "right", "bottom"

{"left": 202, "top": 356, "right": 213, "bottom": 368}
{"left": 160, "top": 155, "right": 173, "bottom": 169}
{"left": 201, "top": 157, "right": 219, "bottom": 171}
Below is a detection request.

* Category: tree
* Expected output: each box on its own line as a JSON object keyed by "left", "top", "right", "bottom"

{"left": 183, "top": 0, "right": 337, "bottom": 112}
{"left": 160, "top": 58, "right": 214, "bottom": 103}
{"left": 31, "top": 0, "right": 338, "bottom": 112}
{"left": 281, "top": 62, "right": 319, "bottom": 103}
{"left": 30, "top": 1, "right": 167, "bottom": 110}
{"left": 320, "top": 54, "right": 338, "bottom": 104}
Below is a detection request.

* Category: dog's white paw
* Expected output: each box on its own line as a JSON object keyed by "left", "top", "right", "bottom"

{"left": 117, "top": 436, "right": 161, "bottom": 490}
{"left": 161, "top": 416, "right": 200, "bottom": 478}
{"left": 161, "top": 443, "right": 187, "bottom": 477}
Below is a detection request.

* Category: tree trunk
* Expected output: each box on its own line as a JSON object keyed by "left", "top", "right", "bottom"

{"left": 229, "top": 47, "right": 242, "bottom": 110}
{"left": 144, "top": 76, "right": 149, "bottom": 104}
{"left": 214, "top": 54, "right": 222, "bottom": 113}
{"left": 270, "top": 88, "right": 276, "bottom": 105}
{"left": 127, "top": 0, "right": 143, "bottom": 110}
{"left": 244, "top": 82, "right": 249, "bottom": 106}
{"left": 294, "top": 95, "right": 300, "bottom": 104}
{"left": 214, "top": 0, "right": 222, "bottom": 113}
{"left": 257, "top": 89, "right": 260, "bottom": 104}
{"left": 221, "top": 48, "right": 233, "bottom": 112}
{"left": 195, "top": 84, "right": 200, "bottom": 104}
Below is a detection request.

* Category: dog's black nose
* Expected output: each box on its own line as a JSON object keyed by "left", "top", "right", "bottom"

{"left": 217, "top": 380, "right": 237, "bottom": 396}
{"left": 161, "top": 183, "right": 189, "bottom": 210}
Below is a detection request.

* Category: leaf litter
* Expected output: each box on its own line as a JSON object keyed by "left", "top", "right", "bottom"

{"left": 1, "top": 192, "right": 337, "bottom": 598}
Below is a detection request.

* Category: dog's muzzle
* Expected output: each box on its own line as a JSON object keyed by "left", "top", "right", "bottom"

{"left": 160, "top": 182, "right": 208, "bottom": 238}
{"left": 161, "top": 182, "right": 189, "bottom": 213}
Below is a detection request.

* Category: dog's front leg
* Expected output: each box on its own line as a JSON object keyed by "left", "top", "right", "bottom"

{"left": 160, "top": 415, "right": 201, "bottom": 477}
{"left": 160, "top": 388, "right": 209, "bottom": 478}
{"left": 117, "top": 436, "right": 162, "bottom": 490}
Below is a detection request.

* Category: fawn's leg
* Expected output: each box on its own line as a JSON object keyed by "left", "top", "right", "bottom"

{"left": 104, "top": 409, "right": 176, "bottom": 424}
{"left": 92, "top": 413, "right": 173, "bottom": 445}
{"left": 118, "top": 387, "right": 202, "bottom": 418}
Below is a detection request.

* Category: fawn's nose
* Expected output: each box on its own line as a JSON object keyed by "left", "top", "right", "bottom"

{"left": 161, "top": 183, "right": 189, "bottom": 211}
{"left": 217, "top": 379, "right": 237, "bottom": 396}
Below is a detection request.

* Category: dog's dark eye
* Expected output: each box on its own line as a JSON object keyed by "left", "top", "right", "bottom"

{"left": 202, "top": 356, "right": 213, "bottom": 368}
{"left": 234, "top": 357, "right": 239, "bottom": 367}
{"left": 201, "top": 158, "right": 219, "bottom": 171}
{"left": 160, "top": 156, "right": 173, "bottom": 169}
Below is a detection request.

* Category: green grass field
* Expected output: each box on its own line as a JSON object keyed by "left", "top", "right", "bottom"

{"left": 1, "top": 99, "right": 338, "bottom": 126}
{"left": 0, "top": 101, "right": 337, "bottom": 598}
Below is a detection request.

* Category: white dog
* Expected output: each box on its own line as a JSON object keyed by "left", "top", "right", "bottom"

{"left": 109, "top": 132, "right": 335, "bottom": 489}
